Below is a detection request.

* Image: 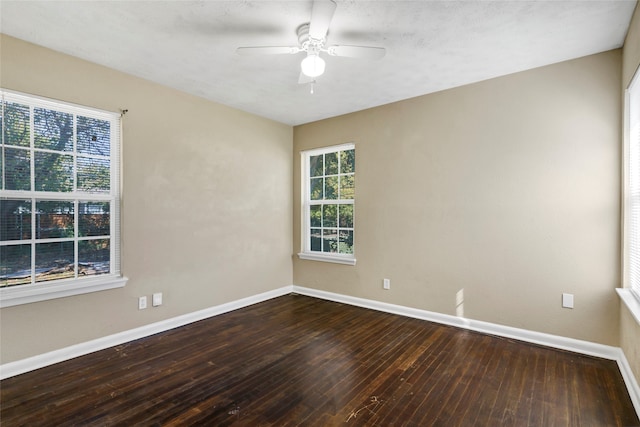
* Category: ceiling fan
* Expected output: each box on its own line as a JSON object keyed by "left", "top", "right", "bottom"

{"left": 236, "top": 0, "right": 386, "bottom": 87}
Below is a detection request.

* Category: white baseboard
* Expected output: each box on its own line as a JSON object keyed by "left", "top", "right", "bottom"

{"left": 0, "top": 286, "right": 293, "bottom": 380}
{"left": 2, "top": 284, "right": 639, "bottom": 417}
{"left": 292, "top": 285, "right": 640, "bottom": 416}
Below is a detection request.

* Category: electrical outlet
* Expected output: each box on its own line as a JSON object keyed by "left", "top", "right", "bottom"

{"left": 152, "top": 292, "right": 163, "bottom": 307}
{"left": 383, "top": 278, "right": 390, "bottom": 290}
{"left": 138, "top": 296, "right": 148, "bottom": 310}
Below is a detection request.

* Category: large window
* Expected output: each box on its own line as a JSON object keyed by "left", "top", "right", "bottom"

{"left": 624, "top": 69, "right": 640, "bottom": 304}
{"left": 0, "top": 90, "right": 126, "bottom": 307}
{"left": 299, "top": 143, "right": 355, "bottom": 265}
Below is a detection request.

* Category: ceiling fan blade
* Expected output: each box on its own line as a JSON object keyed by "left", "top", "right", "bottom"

{"left": 299, "top": 71, "right": 315, "bottom": 84}
{"left": 236, "top": 46, "right": 301, "bottom": 55}
{"left": 308, "top": 0, "right": 336, "bottom": 40}
{"left": 326, "top": 45, "right": 386, "bottom": 60}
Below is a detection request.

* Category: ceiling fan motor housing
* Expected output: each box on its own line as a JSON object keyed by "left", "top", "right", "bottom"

{"left": 297, "top": 23, "right": 323, "bottom": 55}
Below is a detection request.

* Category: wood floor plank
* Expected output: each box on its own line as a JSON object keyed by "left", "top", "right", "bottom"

{"left": 374, "top": 327, "right": 450, "bottom": 424}
{"left": 1, "top": 294, "right": 637, "bottom": 426}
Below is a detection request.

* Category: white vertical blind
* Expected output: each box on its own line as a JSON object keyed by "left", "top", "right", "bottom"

{"left": 627, "top": 70, "right": 640, "bottom": 299}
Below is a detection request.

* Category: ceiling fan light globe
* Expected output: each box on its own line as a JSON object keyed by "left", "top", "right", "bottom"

{"left": 301, "top": 55, "right": 325, "bottom": 77}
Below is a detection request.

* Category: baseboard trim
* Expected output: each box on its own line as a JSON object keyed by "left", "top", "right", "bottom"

{"left": 292, "top": 286, "right": 618, "bottom": 357}
{"left": 292, "top": 285, "right": 640, "bottom": 415}
{"left": 2, "top": 284, "right": 639, "bottom": 417}
{"left": 617, "top": 348, "right": 640, "bottom": 416}
{"left": 0, "top": 286, "right": 293, "bottom": 380}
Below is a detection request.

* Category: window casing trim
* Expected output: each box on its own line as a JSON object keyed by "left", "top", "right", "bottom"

{"left": 298, "top": 143, "right": 356, "bottom": 265}
{"left": 0, "top": 275, "right": 127, "bottom": 308}
{"left": 297, "top": 251, "right": 357, "bottom": 265}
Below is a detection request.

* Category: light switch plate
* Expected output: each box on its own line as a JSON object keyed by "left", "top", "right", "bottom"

{"left": 152, "top": 292, "right": 163, "bottom": 307}
{"left": 562, "top": 293, "right": 574, "bottom": 309}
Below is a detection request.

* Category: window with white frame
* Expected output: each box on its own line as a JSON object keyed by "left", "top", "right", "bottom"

{"left": 299, "top": 143, "right": 355, "bottom": 265}
{"left": 625, "top": 69, "right": 640, "bottom": 302}
{"left": 0, "top": 90, "right": 126, "bottom": 307}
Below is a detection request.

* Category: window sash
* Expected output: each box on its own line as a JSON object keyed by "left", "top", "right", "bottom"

{"left": 0, "top": 89, "right": 124, "bottom": 304}
{"left": 301, "top": 143, "right": 355, "bottom": 261}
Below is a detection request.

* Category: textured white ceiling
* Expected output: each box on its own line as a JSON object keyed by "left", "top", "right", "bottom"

{"left": 1, "top": 1, "right": 637, "bottom": 125}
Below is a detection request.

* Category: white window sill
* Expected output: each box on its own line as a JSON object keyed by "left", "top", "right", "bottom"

{"left": 617, "top": 288, "right": 640, "bottom": 326}
{"left": 298, "top": 252, "right": 356, "bottom": 266}
{"left": 0, "top": 275, "right": 128, "bottom": 308}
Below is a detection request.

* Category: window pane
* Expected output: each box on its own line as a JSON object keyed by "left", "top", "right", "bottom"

{"left": 77, "top": 116, "right": 110, "bottom": 156}
{"left": 34, "top": 108, "right": 73, "bottom": 152}
{"left": 326, "top": 152, "right": 338, "bottom": 175}
{"left": 310, "top": 205, "right": 322, "bottom": 227}
{"left": 323, "top": 229, "right": 338, "bottom": 253}
{"left": 304, "top": 146, "right": 354, "bottom": 259}
{"left": 310, "top": 228, "right": 322, "bottom": 251}
{"left": 79, "top": 202, "right": 110, "bottom": 237}
{"left": 338, "top": 230, "right": 354, "bottom": 254}
{"left": 3, "top": 102, "right": 30, "bottom": 147}
{"left": 325, "top": 176, "right": 338, "bottom": 200}
{"left": 35, "top": 151, "right": 73, "bottom": 192}
{"left": 1, "top": 199, "right": 31, "bottom": 241}
{"left": 310, "top": 177, "right": 323, "bottom": 200}
{"left": 77, "top": 157, "right": 110, "bottom": 193}
{"left": 0, "top": 90, "right": 121, "bottom": 292}
{"left": 35, "top": 241, "right": 74, "bottom": 282}
{"left": 323, "top": 204, "right": 337, "bottom": 227}
{"left": 0, "top": 244, "right": 31, "bottom": 287}
{"left": 79, "top": 239, "right": 110, "bottom": 276}
{"left": 36, "top": 200, "right": 74, "bottom": 239}
{"left": 340, "top": 149, "right": 355, "bottom": 173}
{"left": 4, "top": 147, "right": 30, "bottom": 191}
{"left": 340, "top": 174, "right": 355, "bottom": 200}
{"left": 339, "top": 204, "right": 353, "bottom": 228}
{"left": 310, "top": 155, "right": 323, "bottom": 177}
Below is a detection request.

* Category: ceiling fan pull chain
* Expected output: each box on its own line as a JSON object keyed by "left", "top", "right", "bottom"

{"left": 310, "top": 81, "right": 315, "bottom": 94}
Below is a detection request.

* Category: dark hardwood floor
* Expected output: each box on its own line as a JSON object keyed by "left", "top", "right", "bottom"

{"left": 1, "top": 294, "right": 638, "bottom": 426}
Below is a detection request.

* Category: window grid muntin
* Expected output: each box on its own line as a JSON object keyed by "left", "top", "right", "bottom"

{"left": 0, "top": 90, "right": 119, "bottom": 288}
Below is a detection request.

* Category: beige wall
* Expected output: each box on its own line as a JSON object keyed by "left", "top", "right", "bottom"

{"left": 0, "top": 35, "right": 293, "bottom": 363}
{"left": 0, "top": 26, "right": 631, "bottom": 364}
{"left": 294, "top": 50, "right": 622, "bottom": 346}
{"left": 622, "top": 4, "right": 640, "bottom": 385}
